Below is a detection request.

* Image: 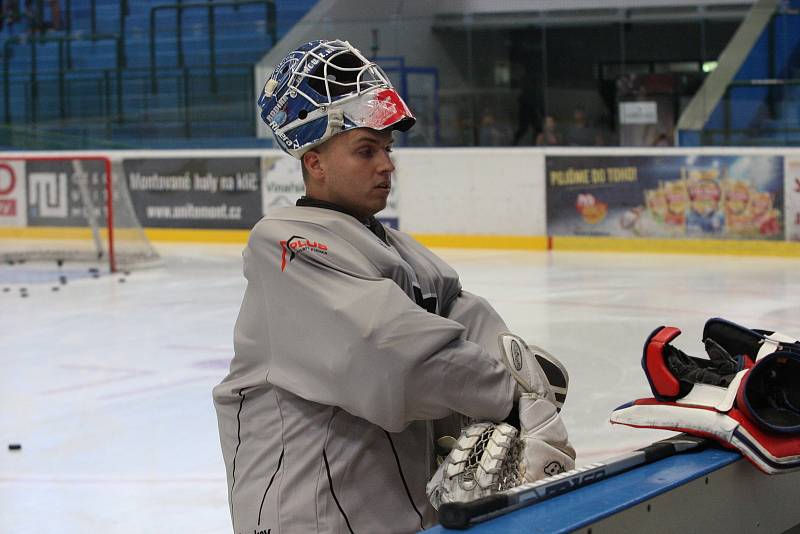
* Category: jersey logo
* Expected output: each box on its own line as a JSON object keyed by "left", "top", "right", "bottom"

{"left": 510, "top": 340, "right": 523, "bottom": 371}
{"left": 279, "top": 235, "right": 328, "bottom": 271}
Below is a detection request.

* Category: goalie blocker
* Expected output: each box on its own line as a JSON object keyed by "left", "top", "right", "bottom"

{"left": 611, "top": 317, "right": 800, "bottom": 474}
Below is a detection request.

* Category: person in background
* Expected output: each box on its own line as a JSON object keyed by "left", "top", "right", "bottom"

{"left": 536, "top": 115, "right": 562, "bottom": 146}
{"left": 512, "top": 73, "right": 544, "bottom": 145}
{"left": 563, "top": 106, "right": 603, "bottom": 146}
{"left": 479, "top": 108, "right": 512, "bottom": 146}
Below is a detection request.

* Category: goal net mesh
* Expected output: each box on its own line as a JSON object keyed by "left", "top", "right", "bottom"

{"left": 0, "top": 156, "right": 160, "bottom": 272}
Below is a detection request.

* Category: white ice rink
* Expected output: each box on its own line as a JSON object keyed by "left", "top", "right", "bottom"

{"left": 2, "top": 243, "right": 799, "bottom": 533}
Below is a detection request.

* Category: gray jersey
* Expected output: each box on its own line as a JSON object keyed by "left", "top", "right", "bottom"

{"left": 213, "top": 206, "right": 515, "bottom": 534}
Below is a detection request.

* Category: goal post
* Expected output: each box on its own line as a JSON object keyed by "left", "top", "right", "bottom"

{"left": 0, "top": 154, "right": 160, "bottom": 272}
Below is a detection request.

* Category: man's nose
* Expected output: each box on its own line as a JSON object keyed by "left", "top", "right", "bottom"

{"left": 376, "top": 150, "right": 395, "bottom": 174}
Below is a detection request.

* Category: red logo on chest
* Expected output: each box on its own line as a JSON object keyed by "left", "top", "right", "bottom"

{"left": 279, "top": 235, "right": 328, "bottom": 271}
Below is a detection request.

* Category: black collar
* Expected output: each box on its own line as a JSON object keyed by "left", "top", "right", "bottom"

{"left": 296, "top": 196, "right": 387, "bottom": 244}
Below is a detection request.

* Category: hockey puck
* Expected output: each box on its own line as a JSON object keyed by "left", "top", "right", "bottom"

{"left": 2, "top": 287, "right": 9, "bottom": 292}
{"left": 59, "top": 275, "right": 67, "bottom": 285}
{"left": 118, "top": 278, "right": 126, "bottom": 283}
{"left": 8, "top": 443, "right": 21, "bottom": 451}
{"left": 52, "top": 286, "right": 60, "bottom": 292}
{"left": 88, "top": 267, "right": 99, "bottom": 274}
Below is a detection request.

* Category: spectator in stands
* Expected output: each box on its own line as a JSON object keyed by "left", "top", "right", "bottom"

{"left": 47, "top": 0, "right": 60, "bottom": 30}
{"left": 22, "top": 0, "right": 60, "bottom": 34}
{"left": 478, "top": 108, "right": 511, "bottom": 146}
{"left": 1, "top": 0, "right": 21, "bottom": 31}
{"left": 536, "top": 115, "right": 562, "bottom": 146}
{"left": 652, "top": 132, "right": 672, "bottom": 146}
{"left": 512, "top": 73, "right": 544, "bottom": 145}
{"left": 563, "top": 106, "right": 603, "bottom": 146}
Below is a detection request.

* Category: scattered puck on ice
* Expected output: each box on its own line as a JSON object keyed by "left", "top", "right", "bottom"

{"left": 5, "top": 259, "right": 14, "bottom": 265}
{"left": 8, "top": 444, "right": 21, "bottom": 451}
{"left": 118, "top": 278, "right": 126, "bottom": 283}
{"left": 92, "top": 273, "right": 100, "bottom": 279}
{"left": 2, "top": 287, "right": 9, "bottom": 292}
{"left": 59, "top": 275, "right": 68, "bottom": 285}
{"left": 52, "top": 286, "right": 60, "bottom": 292}
{"left": 88, "top": 267, "right": 99, "bottom": 274}
{"left": 123, "top": 271, "right": 131, "bottom": 276}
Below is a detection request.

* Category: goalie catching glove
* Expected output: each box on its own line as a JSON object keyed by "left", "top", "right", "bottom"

{"left": 611, "top": 317, "right": 800, "bottom": 474}
{"left": 427, "top": 334, "right": 575, "bottom": 509}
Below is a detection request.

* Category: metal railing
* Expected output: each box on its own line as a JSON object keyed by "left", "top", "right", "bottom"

{"left": 3, "top": 33, "right": 123, "bottom": 124}
{"left": 149, "top": 0, "right": 276, "bottom": 93}
{"left": 1, "top": 63, "right": 255, "bottom": 147}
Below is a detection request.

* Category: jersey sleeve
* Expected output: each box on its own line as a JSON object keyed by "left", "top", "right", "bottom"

{"left": 444, "top": 290, "right": 511, "bottom": 363}
{"left": 238, "top": 218, "right": 515, "bottom": 433}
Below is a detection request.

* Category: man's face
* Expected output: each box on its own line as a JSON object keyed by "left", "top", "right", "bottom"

{"left": 307, "top": 128, "right": 395, "bottom": 219}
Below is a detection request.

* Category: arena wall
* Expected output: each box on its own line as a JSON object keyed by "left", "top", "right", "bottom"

{"left": 2, "top": 147, "right": 800, "bottom": 257}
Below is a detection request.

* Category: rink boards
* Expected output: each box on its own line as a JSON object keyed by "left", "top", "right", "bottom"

{"left": 425, "top": 446, "right": 800, "bottom": 534}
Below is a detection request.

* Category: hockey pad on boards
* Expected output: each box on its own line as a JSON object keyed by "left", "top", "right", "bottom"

{"left": 612, "top": 318, "right": 800, "bottom": 474}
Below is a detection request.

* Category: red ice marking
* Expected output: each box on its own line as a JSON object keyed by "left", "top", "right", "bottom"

{"left": 191, "top": 359, "right": 233, "bottom": 370}
{"left": 41, "top": 365, "right": 153, "bottom": 394}
{"left": 98, "top": 375, "right": 216, "bottom": 400}
{"left": 165, "top": 344, "right": 231, "bottom": 353}
{"left": 0, "top": 475, "right": 224, "bottom": 484}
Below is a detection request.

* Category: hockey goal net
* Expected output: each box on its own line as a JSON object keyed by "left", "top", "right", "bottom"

{"left": 0, "top": 155, "right": 160, "bottom": 272}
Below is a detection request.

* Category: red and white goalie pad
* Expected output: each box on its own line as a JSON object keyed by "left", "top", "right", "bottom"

{"left": 611, "top": 317, "right": 800, "bottom": 474}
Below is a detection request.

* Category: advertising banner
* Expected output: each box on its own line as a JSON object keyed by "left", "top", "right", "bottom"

{"left": 26, "top": 158, "right": 108, "bottom": 227}
{"left": 0, "top": 160, "right": 26, "bottom": 226}
{"left": 261, "top": 153, "right": 400, "bottom": 229}
{"left": 786, "top": 155, "right": 800, "bottom": 242}
{"left": 546, "top": 155, "right": 784, "bottom": 240}
{"left": 124, "top": 158, "right": 262, "bottom": 229}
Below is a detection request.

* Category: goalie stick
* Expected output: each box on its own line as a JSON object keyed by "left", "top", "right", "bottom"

{"left": 438, "top": 433, "right": 710, "bottom": 530}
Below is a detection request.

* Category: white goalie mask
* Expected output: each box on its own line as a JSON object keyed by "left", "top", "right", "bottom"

{"left": 258, "top": 39, "right": 416, "bottom": 159}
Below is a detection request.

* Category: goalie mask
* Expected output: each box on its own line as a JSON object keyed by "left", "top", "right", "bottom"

{"left": 258, "top": 39, "right": 416, "bottom": 158}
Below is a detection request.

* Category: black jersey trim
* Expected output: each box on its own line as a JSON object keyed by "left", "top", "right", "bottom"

{"left": 384, "top": 430, "right": 425, "bottom": 530}
{"left": 258, "top": 448, "right": 284, "bottom": 526}
{"left": 323, "top": 448, "right": 355, "bottom": 534}
{"left": 229, "top": 389, "right": 247, "bottom": 530}
{"left": 296, "top": 196, "right": 387, "bottom": 244}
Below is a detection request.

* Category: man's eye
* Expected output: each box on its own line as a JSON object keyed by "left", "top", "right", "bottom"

{"left": 359, "top": 149, "right": 373, "bottom": 158}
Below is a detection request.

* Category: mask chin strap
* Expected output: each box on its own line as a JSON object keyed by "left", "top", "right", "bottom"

{"left": 322, "top": 108, "right": 345, "bottom": 140}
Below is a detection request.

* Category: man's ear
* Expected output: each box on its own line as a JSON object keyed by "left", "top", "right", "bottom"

{"left": 302, "top": 150, "right": 324, "bottom": 182}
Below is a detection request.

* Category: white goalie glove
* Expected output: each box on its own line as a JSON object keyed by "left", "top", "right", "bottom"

{"left": 427, "top": 334, "right": 576, "bottom": 509}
